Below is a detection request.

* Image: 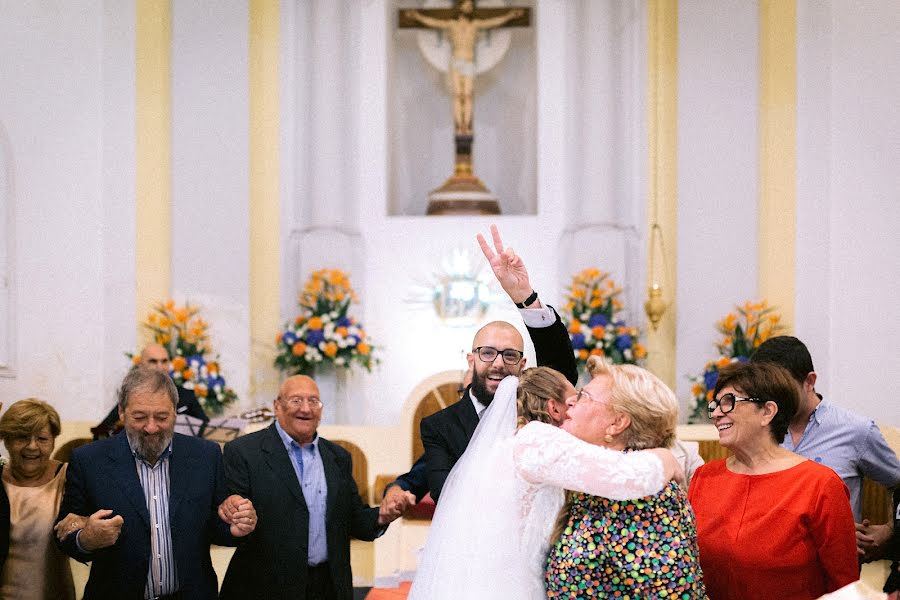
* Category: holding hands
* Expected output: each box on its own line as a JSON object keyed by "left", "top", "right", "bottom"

{"left": 476, "top": 225, "right": 541, "bottom": 308}
{"left": 378, "top": 486, "right": 417, "bottom": 525}
{"left": 218, "top": 494, "right": 258, "bottom": 537}
{"left": 54, "top": 512, "right": 89, "bottom": 542}
{"left": 72, "top": 509, "right": 124, "bottom": 551}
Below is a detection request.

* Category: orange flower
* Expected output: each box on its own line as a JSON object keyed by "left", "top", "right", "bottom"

{"left": 276, "top": 333, "right": 283, "bottom": 344}
{"left": 294, "top": 316, "right": 305, "bottom": 326}
{"left": 323, "top": 342, "right": 338, "bottom": 358}
{"left": 591, "top": 326, "right": 605, "bottom": 338}
{"left": 569, "top": 320, "right": 582, "bottom": 334}
{"left": 172, "top": 356, "right": 187, "bottom": 371}
{"left": 182, "top": 369, "right": 194, "bottom": 380}
{"left": 307, "top": 316, "right": 323, "bottom": 330}
{"left": 195, "top": 386, "right": 208, "bottom": 397}
{"left": 578, "top": 349, "right": 589, "bottom": 361}
{"left": 633, "top": 344, "right": 647, "bottom": 359}
{"left": 705, "top": 389, "right": 714, "bottom": 401}
{"left": 292, "top": 342, "right": 307, "bottom": 356}
{"left": 358, "top": 342, "right": 370, "bottom": 355}
{"left": 716, "top": 357, "right": 731, "bottom": 369}
{"left": 164, "top": 299, "right": 175, "bottom": 310}
{"left": 590, "top": 348, "right": 604, "bottom": 356}
{"left": 206, "top": 361, "right": 219, "bottom": 373}
{"left": 336, "top": 326, "right": 348, "bottom": 337}
{"left": 691, "top": 383, "right": 705, "bottom": 396}
{"left": 589, "top": 298, "right": 602, "bottom": 308}
{"left": 131, "top": 355, "right": 141, "bottom": 365}
{"left": 158, "top": 333, "right": 171, "bottom": 344}
{"left": 174, "top": 308, "right": 189, "bottom": 323}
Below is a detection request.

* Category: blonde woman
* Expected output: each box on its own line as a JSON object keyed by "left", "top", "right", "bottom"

{"left": 409, "top": 367, "right": 682, "bottom": 600}
{"left": 0, "top": 399, "right": 75, "bottom": 600}
{"left": 544, "top": 357, "right": 706, "bottom": 598}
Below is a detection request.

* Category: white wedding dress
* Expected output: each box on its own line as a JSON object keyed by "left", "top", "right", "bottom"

{"left": 408, "top": 376, "right": 667, "bottom": 600}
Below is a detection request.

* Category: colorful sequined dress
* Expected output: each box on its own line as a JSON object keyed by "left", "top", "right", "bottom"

{"left": 545, "top": 480, "right": 706, "bottom": 599}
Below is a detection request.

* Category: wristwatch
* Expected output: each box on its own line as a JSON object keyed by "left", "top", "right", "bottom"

{"left": 515, "top": 290, "right": 539, "bottom": 309}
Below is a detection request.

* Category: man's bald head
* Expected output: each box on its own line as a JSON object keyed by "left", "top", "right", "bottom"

{"left": 140, "top": 344, "right": 171, "bottom": 372}
{"left": 468, "top": 321, "right": 526, "bottom": 405}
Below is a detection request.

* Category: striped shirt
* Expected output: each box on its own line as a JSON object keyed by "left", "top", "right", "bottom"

{"left": 131, "top": 441, "right": 178, "bottom": 599}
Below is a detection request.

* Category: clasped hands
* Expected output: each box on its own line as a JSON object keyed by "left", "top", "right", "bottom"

{"left": 378, "top": 485, "right": 417, "bottom": 526}
{"left": 54, "top": 494, "right": 257, "bottom": 550}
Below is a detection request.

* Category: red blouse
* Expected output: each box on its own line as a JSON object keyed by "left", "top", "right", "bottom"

{"left": 688, "top": 459, "right": 858, "bottom": 600}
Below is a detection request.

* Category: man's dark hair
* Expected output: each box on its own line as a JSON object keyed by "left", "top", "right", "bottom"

{"left": 714, "top": 362, "right": 799, "bottom": 444}
{"left": 749, "top": 335, "right": 814, "bottom": 385}
{"left": 117, "top": 366, "right": 178, "bottom": 411}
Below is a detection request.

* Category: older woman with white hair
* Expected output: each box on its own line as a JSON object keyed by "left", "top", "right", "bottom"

{"left": 544, "top": 356, "right": 706, "bottom": 598}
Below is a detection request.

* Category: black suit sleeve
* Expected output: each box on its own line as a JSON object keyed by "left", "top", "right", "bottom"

{"left": 527, "top": 305, "right": 578, "bottom": 385}
{"left": 420, "top": 416, "right": 455, "bottom": 503}
{"left": 98, "top": 404, "right": 120, "bottom": 429}
{"left": 386, "top": 456, "right": 429, "bottom": 503}
{"left": 56, "top": 450, "right": 100, "bottom": 563}
{"left": 207, "top": 443, "right": 239, "bottom": 547}
{"left": 177, "top": 387, "right": 209, "bottom": 423}
{"left": 334, "top": 449, "right": 383, "bottom": 541}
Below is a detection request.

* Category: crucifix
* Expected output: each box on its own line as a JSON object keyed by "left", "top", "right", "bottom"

{"left": 399, "top": 0, "right": 531, "bottom": 215}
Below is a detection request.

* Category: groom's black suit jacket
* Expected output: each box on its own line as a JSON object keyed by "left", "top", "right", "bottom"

{"left": 420, "top": 306, "right": 577, "bottom": 502}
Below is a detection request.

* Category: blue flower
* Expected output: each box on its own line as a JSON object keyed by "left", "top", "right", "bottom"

{"left": 588, "top": 314, "right": 608, "bottom": 328}
{"left": 337, "top": 317, "right": 352, "bottom": 327}
{"left": 207, "top": 375, "right": 225, "bottom": 388}
{"left": 615, "top": 335, "right": 632, "bottom": 351}
{"left": 349, "top": 335, "right": 360, "bottom": 346}
{"left": 571, "top": 333, "right": 586, "bottom": 349}
{"left": 282, "top": 331, "right": 297, "bottom": 346}
{"left": 736, "top": 355, "right": 750, "bottom": 363}
{"left": 306, "top": 330, "right": 325, "bottom": 346}
{"left": 704, "top": 369, "right": 719, "bottom": 391}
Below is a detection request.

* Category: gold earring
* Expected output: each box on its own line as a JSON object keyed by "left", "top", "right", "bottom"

{"left": 604, "top": 433, "right": 614, "bottom": 444}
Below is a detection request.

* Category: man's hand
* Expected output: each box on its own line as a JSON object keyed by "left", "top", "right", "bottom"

{"left": 218, "top": 494, "right": 257, "bottom": 538}
{"left": 378, "top": 485, "right": 416, "bottom": 526}
{"left": 856, "top": 519, "right": 892, "bottom": 562}
{"left": 476, "top": 225, "right": 537, "bottom": 306}
{"left": 54, "top": 512, "right": 89, "bottom": 542}
{"left": 77, "top": 509, "right": 124, "bottom": 551}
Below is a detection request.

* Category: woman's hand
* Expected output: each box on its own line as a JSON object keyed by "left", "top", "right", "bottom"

{"left": 649, "top": 448, "right": 685, "bottom": 487}
{"left": 54, "top": 512, "right": 89, "bottom": 542}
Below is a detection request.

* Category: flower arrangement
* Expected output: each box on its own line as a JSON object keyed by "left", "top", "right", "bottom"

{"left": 274, "top": 269, "right": 377, "bottom": 376}
{"left": 561, "top": 268, "right": 647, "bottom": 371}
{"left": 136, "top": 300, "right": 238, "bottom": 415}
{"left": 687, "top": 300, "right": 785, "bottom": 422}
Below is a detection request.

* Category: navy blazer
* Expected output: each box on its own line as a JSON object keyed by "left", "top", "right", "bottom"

{"left": 219, "top": 424, "right": 382, "bottom": 600}
{"left": 57, "top": 432, "right": 236, "bottom": 600}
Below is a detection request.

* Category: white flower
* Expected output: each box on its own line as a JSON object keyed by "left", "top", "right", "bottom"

{"left": 335, "top": 357, "right": 345, "bottom": 366}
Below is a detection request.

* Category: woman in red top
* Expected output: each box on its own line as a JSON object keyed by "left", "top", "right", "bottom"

{"left": 688, "top": 361, "right": 858, "bottom": 600}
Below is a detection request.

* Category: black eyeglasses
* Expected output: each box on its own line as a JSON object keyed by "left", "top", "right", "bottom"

{"left": 473, "top": 346, "right": 524, "bottom": 365}
{"left": 707, "top": 393, "right": 765, "bottom": 418}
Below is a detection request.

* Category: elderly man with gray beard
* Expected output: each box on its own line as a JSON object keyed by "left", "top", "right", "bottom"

{"left": 57, "top": 367, "right": 256, "bottom": 600}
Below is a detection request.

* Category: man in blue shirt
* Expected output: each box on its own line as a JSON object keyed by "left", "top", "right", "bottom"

{"left": 220, "top": 375, "right": 402, "bottom": 600}
{"left": 751, "top": 335, "right": 900, "bottom": 562}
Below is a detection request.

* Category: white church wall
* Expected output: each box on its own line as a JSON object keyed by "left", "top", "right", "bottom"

{"left": 171, "top": 0, "right": 251, "bottom": 407}
{"left": 675, "top": 0, "right": 760, "bottom": 404}
{"left": 0, "top": 2, "right": 136, "bottom": 421}
{"left": 796, "top": 0, "right": 900, "bottom": 425}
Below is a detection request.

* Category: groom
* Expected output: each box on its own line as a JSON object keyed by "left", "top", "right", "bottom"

{"left": 383, "top": 226, "right": 578, "bottom": 507}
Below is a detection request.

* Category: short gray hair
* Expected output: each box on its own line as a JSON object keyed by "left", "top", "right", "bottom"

{"left": 117, "top": 366, "right": 178, "bottom": 411}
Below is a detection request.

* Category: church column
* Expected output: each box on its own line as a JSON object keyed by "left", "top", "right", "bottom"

{"left": 135, "top": 0, "right": 172, "bottom": 337}
{"left": 645, "top": 0, "right": 678, "bottom": 388}
{"left": 249, "top": 0, "right": 281, "bottom": 404}
{"left": 758, "top": 0, "right": 797, "bottom": 330}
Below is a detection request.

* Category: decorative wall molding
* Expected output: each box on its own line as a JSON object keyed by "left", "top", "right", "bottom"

{"left": 0, "top": 121, "right": 16, "bottom": 377}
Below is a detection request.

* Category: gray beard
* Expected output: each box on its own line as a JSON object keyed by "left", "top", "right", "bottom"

{"left": 126, "top": 430, "right": 173, "bottom": 464}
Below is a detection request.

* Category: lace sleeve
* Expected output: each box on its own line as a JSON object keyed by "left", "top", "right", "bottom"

{"left": 512, "top": 422, "right": 666, "bottom": 500}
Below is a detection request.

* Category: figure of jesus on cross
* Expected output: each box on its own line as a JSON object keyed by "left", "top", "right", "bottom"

{"left": 400, "top": 0, "right": 531, "bottom": 215}
{"left": 403, "top": 0, "right": 525, "bottom": 136}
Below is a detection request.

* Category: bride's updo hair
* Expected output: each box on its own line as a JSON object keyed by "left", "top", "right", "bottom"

{"left": 516, "top": 367, "right": 568, "bottom": 428}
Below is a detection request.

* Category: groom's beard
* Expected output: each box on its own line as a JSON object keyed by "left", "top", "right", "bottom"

{"left": 469, "top": 367, "right": 506, "bottom": 406}
{"left": 126, "top": 429, "right": 173, "bottom": 464}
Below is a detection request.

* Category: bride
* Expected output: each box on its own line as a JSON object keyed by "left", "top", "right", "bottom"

{"left": 408, "top": 368, "right": 680, "bottom": 599}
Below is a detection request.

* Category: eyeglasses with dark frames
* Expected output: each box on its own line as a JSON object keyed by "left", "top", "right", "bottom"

{"left": 572, "top": 388, "right": 595, "bottom": 403}
{"left": 707, "top": 393, "right": 765, "bottom": 418}
{"left": 473, "top": 346, "right": 524, "bottom": 365}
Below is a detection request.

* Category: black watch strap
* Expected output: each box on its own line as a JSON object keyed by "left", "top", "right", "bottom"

{"left": 515, "top": 290, "right": 538, "bottom": 309}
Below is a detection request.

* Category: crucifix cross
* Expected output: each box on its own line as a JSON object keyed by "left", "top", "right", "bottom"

{"left": 398, "top": 0, "right": 531, "bottom": 214}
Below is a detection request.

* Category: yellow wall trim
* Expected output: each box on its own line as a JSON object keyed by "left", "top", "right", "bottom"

{"left": 646, "top": 0, "right": 678, "bottom": 388}
{"left": 758, "top": 0, "right": 797, "bottom": 331}
{"left": 249, "top": 0, "right": 281, "bottom": 401}
{"left": 135, "top": 0, "right": 172, "bottom": 335}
